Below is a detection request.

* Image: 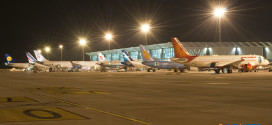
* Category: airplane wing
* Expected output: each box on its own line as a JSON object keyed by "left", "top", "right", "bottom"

{"left": 171, "top": 58, "right": 188, "bottom": 63}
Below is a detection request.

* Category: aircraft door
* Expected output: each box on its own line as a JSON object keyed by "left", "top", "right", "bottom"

{"left": 258, "top": 56, "right": 262, "bottom": 63}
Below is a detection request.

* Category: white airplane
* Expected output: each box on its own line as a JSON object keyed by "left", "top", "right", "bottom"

{"left": 171, "top": 37, "right": 270, "bottom": 73}
{"left": 96, "top": 52, "right": 135, "bottom": 71}
{"left": 4, "top": 53, "right": 48, "bottom": 72}
{"left": 5, "top": 54, "right": 31, "bottom": 69}
{"left": 33, "top": 50, "right": 99, "bottom": 71}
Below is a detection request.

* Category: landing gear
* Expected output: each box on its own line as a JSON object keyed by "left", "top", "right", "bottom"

{"left": 227, "top": 69, "right": 232, "bottom": 73}
{"left": 180, "top": 69, "right": 185, "bottom": 73}
{"left": 147, "top": 68, "right": 155, "bottom": 72}
{"left": 174, "top": 69, "right": 178, "bottom": 72}
{"left": 215, "top": 69, "right": 220, "bottom": 74}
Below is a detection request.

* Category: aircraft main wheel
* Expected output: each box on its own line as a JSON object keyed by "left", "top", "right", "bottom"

{"left": 174, "top": 69, "right": 178, "bottom": 72}
{"left": 215, "top": 69, "right": 220, "bottom": 74}
{"left": 227, "top": 69, "right": 232, "bottom": 73}
{"left": 180, "top": 69, "right": 185, "bottom": 72}
{"left": 153, "top": 69, "right": 156, "bottom": 72}
{"left": 222, "top": 68, "right": 228, "bottom": 73}
{"left": 147, "top": 69, "right": 150, "bottom": 72}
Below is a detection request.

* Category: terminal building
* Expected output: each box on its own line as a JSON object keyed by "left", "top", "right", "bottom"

{"left": 86, "top": 42, "right": 272, "bottom": 62}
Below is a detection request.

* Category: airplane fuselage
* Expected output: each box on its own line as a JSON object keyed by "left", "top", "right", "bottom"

{"left": 142, "top": 61, "right": 184, "bottom": 69}
{"left": 172, "top": 55, "right": 269, "bottom": 68}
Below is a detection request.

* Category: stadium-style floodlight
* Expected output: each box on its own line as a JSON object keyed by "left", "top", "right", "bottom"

{"left": 79, "top": 39, "right": 86, "bottom": 46}
{"left": 213, "top": 7, "right": 226, "bottom": 18}
{"left": 140, "top": 23, "right": 151, "bottom": 45}
{"left": 105, "top": 33, "right": 113, "bottom": 50}
{"left": 105, "top": 33, "right": 112, "bottom": 40}
{"left": 45, "top": 47, "right": 50, "bottom": 52}
{"left": 59, "top": 45, "right": 63, "bottom": 61}
{"left": 141, "top": 23, "right": 150, "bottom": 33}
{"left": 79, "top": 38, "right": 87, "bottom": 61}
{"left": 213, "top": 7, "right": 227, "bottom": 55}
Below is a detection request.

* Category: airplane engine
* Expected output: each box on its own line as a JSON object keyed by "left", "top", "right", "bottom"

{"left": 242, "top": 63, "right": 253, "bottom": 72}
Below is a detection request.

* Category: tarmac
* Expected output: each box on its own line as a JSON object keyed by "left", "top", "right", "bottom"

{"left": 0, "top": 70, "right": 271, "bottom": 125}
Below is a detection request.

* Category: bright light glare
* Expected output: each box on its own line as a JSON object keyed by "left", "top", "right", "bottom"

{"left": 105, "top": 33, "right": 112, "bottom": 40}
{"left": 141, "top": 24, "right": 150, "bottom": 33}
{"left": 79, "top": 39, "right": 86, "bottom": 46}
{"left": 59, "top": 45, "right": 63, "bottom": 49}
{"left": 213, "top": 8, "right": 226, "bottom": 17}
{"left": 38, "top": 50, "right": 42, "bottom": 53}
{"left": 45, "top": 47, "right": 50, "bottom": 52}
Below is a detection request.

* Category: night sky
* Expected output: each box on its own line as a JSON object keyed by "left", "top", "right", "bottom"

{"left": 1, "top": 0, "right": 272, "bottom": 67}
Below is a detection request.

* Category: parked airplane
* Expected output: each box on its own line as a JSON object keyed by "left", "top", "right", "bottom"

{"left": 33, "top": 50, "right": 99, "bottom": 71}
{"left": 97, "top": 52, "right": 134, "bottom": 71}
{"left": 26, "top": 52, "right": 49, "bottom": 71}
{"left": 4, "top": 54, "right": 31, "bottom": 69}
{"left": 138, "top": 45, "right": 186, "bottom": 72}
{"left": 171, "top": 37, "right": 270, "bottom": 73}
{"left": 121, "top": 50, "right": 149, "bottom": 70}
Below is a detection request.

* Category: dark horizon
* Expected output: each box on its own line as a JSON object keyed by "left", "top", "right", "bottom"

{"left": 1, "top": 0, "right": 272, "bottom": 67}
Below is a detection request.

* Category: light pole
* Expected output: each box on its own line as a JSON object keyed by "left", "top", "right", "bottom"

{"left": 105, "top": 33, "right": 113, "bottom": 50}
{"left": 140, "top": 23, "right": 150, "bottom": 45}
{"left": 79, "top": 39, "right": 86, "bottom": 61}
{"left": 45, "top": 47, "right": 50, "bottom": 60}
{"left": 213, "top": 7, "right": 226, "bottom": 54}
{"left": 59, "top": 45, "right": 63, "bottom": 61}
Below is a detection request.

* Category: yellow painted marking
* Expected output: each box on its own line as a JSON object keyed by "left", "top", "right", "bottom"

{"left": 45, "top": 90, "right": 111, "bottom": 95}
{"left": 33, "top": 94, "right": 150, "bottom": 124}
{"left": 0, "top": 97, "right": 36, "bottom": 103}
{"left": 0, "top": 107, "right": 88, "bottom": 123}
{"left": 0, "top": 85, "right": 149, "bottom": 124}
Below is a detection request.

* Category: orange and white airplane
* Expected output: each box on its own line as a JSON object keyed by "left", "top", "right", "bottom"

{"left": 171, "top": 37, "right": 270, "bottom": 73}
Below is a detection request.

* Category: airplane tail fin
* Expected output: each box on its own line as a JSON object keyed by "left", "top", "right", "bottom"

{"left": 139, "top": 44, "right": 154, "bottom": 61}
{"left": 26, "top": 52, "right": 37, "bottom": 63}
{"left": 4, "top": 54, "right": 16, "bottom": 63}
{"left": 98, "top": 52, "right": 108, "bottom": 62}
{"left": 171, "top": 37, "right": 191, "bottom": 58}
{"left": 33, "top": 50, "right": 48, "bottom": 62}
{"left": 121, "top": 50, "right": 134, "bottom": 62}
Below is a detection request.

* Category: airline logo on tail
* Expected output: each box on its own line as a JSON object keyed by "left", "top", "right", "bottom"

{"left": 33, "top": 50, "right": 48, "bottom": 62}
{"left": 98, "top": 52, "right": 107, "bottom": 62}
{"left": 26, "top": 52, "right": 37, "bottom": 63}
{"left": 7, "top": 56, "right": 12, "bottom": 62}
{"left": 171, "top": 37, "right": 197, "bottom": 62}
{"left": 121, "top": 50, "right": 134, "bottom": 62}
{"left": 171, "top": 37, "right": 191, "bottom": 58}
{"left": 139, "top": 45, "right": 154, "bottom": 61}
{"left": 4, "top": 54, "right": 17, "bottom": 63}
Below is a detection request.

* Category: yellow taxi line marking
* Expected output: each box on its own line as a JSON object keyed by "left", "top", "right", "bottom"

{"left": 0, "top": 84, "right": 150, "bottom": 125}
